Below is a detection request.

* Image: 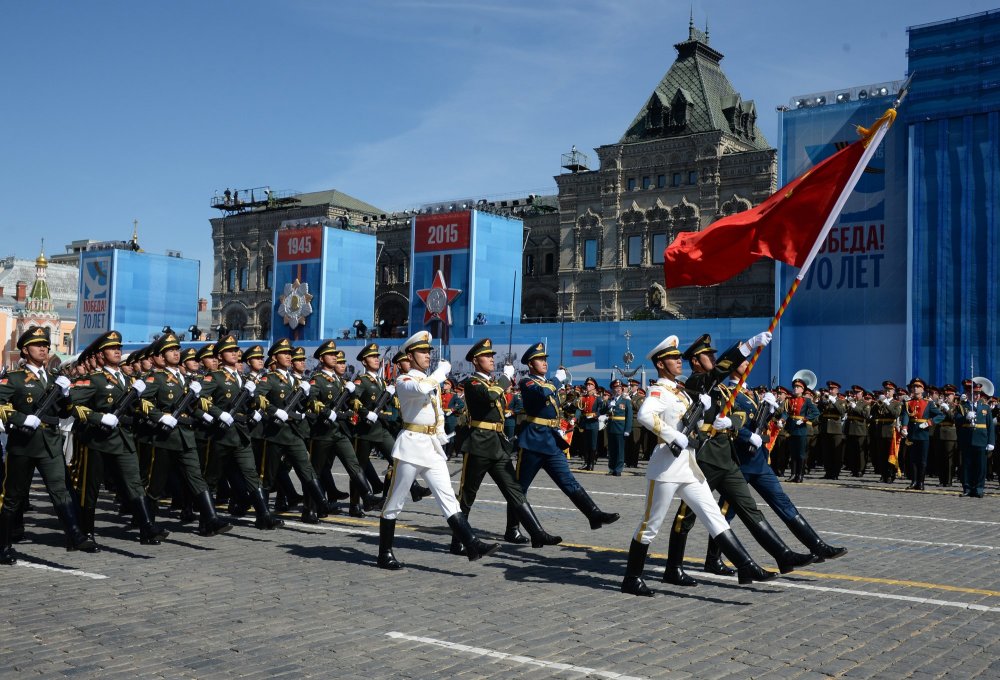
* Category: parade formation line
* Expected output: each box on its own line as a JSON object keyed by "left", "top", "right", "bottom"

{"left": 384, "top": 631, "right": 650, "bottom": 680}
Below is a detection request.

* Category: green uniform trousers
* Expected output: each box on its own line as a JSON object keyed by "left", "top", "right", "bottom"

{"left": 0, "top": 449, "right": 74, "bottom": 514}
{"left": 672, "top": 457, "right": 765, "bottom": 536}
{"left": 458, "top": 447, "right": 525, "bottom": 527}
{"left": 71, "top": 446, "right": 146, "bottom": 508}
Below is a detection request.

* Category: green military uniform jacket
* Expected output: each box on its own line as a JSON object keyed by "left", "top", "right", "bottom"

{"left": 934, "top": 403, "right": 958, "bottom": 442}
{"left": 70, "top": 368, "right": 147, "bottom": 455}
{"left": 459, "top": 372, "right": 513, "bottom": 457}
{"left": 817, "top": 396, "right": 848, "bottom": 435}
{"left": 0, "top": 368, "right": 68, "bottom": 459}
{"left": 844, "top": 400, "right": 870, "bottom": 437}
{"left": 203, "top": 368, "right": 255, "bottom": 448}
{"left": 253, "top": 369, "right": 307, "bottom": 446}
{"left": 144, "top": 368, "right": 209, "bottom": 450}
{"left": 307, "top": 369, "right": 353, "bottom": 442}
{"left": 870, "top": 398, "right": 902, "bottom": 438}
{"left": 350, "top": 372, "right": 393, "bottom": 442}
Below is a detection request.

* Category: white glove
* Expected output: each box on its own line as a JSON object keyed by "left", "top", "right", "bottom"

{"left": 219, "top": 412, "right": 234, "bottom": 426}
{"left": 960, "top": 393, "right": 968, "bottom": 402}
{"left": 344, "top": 380, "right": 355, "bottom": 393}
{"left": 699, "top": 394, "right": 712, "bottom": 410}
{"left": 327, "top": 410, "right": 338, "bottom": 423}
{"left": 966, "top": 411, "right": 977, "bottom": 422}
{"left": 671, "top": 431, "right": 689, "bottom": 450}
{"left": 918, "top": 421, "right": 929, "bottom": 429}
{"left": 244, "top": 381, "right": 256, "bottom": 395}
{"left": 941, "top": 404, "right": 950, "bottom": 412}
{"left": 298, "top": 382, "right": 311, "bottom": 396}
{"left": 0, "top": 420, "right": 4, "bottom": 433}
{"left": 740, "top": 331, "right": 772, "bottom": 356}
{"left": 22, "top": 414, "right": 41, "bottom": 430}
{"left": 598, "top": 414, "right": 608, "bottom": 424}
{"left": 201, "top": 412, "right": 214, "bottom": 423}
{"left": 880, "top": 395, "right": 889, "bottom": 404}
{"left": 437, "top": 432, "right": 453, "bottom": 446}
{"left": 100, "top": 413, "right": 119, "bottom": 429}
{"left": 131, "top": 379, "right": 146, "bottom": 394}
{"left": 749, "top": 433, "right": 763, "bottom": 448}
{"left": 251, "top": 411, "right": 262, "bottom": 423}
{"left": 273, "top": 409, "right": 288, "bottom": 422}
{"left": 555, "top": 368, "right": 567, "bottom": 383}
{"left": 763, "top": 392, "right": 778, "bottom": 409}
{"left": 386, "top": 384, "right": 396, "bottom": 396}
{"left": 429, "top": 361, "right": 451, "bottom": 384}
{"left": 366, "top": 411, "right": 378, "bottom": 423}
{"left": 828, "top": 394, "right": 836, "bottom": 404}
{"left": 987, "top": 444, "right": 995, "bottom": 452}
{"left": 623, "top": 431, "right": 629, "bottom": 438}
{"left": 901, "top": 427, "right": 908, "bottom": 436}
{"left": 188, "top": 381, "right": 202, "bottom": 395}
{"left": 713, "top": 416, "right": 732, "bottom": 430}
{"left": 159, "top": 414, "right": 178, "bottom": 429}
{"left": 55, "top": 375, "right": 71, "bottom": 396}
{"left": 794, "top": 419, "right": 804, "bottom": 426}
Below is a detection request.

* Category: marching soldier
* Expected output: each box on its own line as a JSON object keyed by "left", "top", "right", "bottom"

{"left": 515, "top": 342, "right": 619, "bottom": 532}
{"left": 956, "top": 379, "right": 994, "bottom": 497}
{"left": 818, "top": 380, "right": 847, "bottom": 480}
{"left": 0, "top": 327, "right": 98, "bottom": 564}
{"left": 621, "top": 336, "right": 774, "bottom": 597}
{"left": 665, "top": 333, "right": 813, "bottom": 587}
{"left": 68, "top": 330, "right": 169, "bottom": 545}
{"left": 900, "top": 377, "right": 944, "bottom": 491}
{"left": 253, "top": 339, "right": 338, "bottom": 523}
{"left": 604, "top": 378, "right": 633, "bottom": 476}
{"left": 144, "top": 332, "right": 233, "bottom": 535}
{"left": 377, "top": 331, "right": 500, "bottom": 570}
{"left": 202, "top": 335, "right": 283, "bottom": 529}
{"left": 352, "top": 343, "right": 428, "bottom": 503}
{"left": 441, "top": 378, "right": 461, "bottom": 458}
{"left": 844, "top": 384, "right": 870, "bottom": 477}
{"left": 452, "top": 338, "right": 561, "bottom": 553}
{"left": 306, "top": 340, "right": 382, "bottom": 518}
{"left": 504, "top": 383, "right": 522, "bottom": 444}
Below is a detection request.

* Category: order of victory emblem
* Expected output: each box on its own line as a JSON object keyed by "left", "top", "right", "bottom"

{"left": 278, "top": 278, "right": 314, "bottom": 329}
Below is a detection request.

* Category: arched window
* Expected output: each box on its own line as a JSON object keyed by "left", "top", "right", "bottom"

{"left": 228, "top": 267, "right": 237, "bottom": 292}
{"left": 525, "top": 254, "right": 535, "bottom": 276}
{"left": 264, "top": 265, "right": 273, "bottom": 290}
{"left": 239, "top": 267, "right": 248, "bottom": 291}
{"left": 544, "top": 253, "right": 555, "bottom": 274}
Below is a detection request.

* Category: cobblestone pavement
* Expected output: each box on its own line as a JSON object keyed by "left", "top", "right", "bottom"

{"left": 4, "top": 460, "right": 998, "bottom": 679}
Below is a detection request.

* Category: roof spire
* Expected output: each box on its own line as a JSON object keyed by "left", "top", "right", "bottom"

{"left": 705, "top": 17, "right": 710, "bottom": 43}
{"left": 689, "top": 6, "right": 694, "bottom": 39}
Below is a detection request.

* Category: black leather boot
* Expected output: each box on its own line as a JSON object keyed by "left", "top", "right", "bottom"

{"left": 567, "top": 487, "right": 619, "bottom": 530}
{"left": 348, "top": 504, "right": 367, "bottom": 518}
{"left": 320, "top": 466, "right": 350, "bottom": 501}
{"left": 133, "top": 496, "right": 170, "bottom": 545}
{"left": 54, "top": 502, "right": 99, "bottom": 553}
{"left": 377, "top": 517, "right": 402, "bottom": 569}
{"left": 785, "top": 514, "right": 846, "bottom": 562}
{"left": 746, "top": 519, "right": 815, "bottom": 574}
{"left": 712, "top": 529, "right": 776, "bottom": 584}
{"left": 621, "top": 539, "right": 654, "bottom": 596}
{"left": 447, "top": 512, "right": 500, "bottom": 562}
{"left": 0, "top": 511, "right": 18, "bottom": 565}
{"left": 513, "top": 502, "right": 562, "bottom": 548}
{"left": 410, "top": 481, "right": 431, "bottom": 503}
{"left": 346, "top": 466, "right": 383, "bottom": 511}
{"left": 662, "top": 529, "right": 696, "bottom": 586}
{"left": 78, "top": 505, "right": 99, "bottom": 548}
{"left": 704, "top": 536, "right": 736, "bottom": 576}
{"left": 194, "top": 490, "right": 233, "bottom": 536}
{"left": 303, "top": 478, "right": 341, "bottom": 519}
{"left": 249, "top": 488, "right": 283, "bottom": 530}
{"left": 364, "top": 459, "right": 385, "bottom": 496}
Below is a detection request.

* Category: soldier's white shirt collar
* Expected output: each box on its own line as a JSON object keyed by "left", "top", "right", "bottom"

{"left": 475, "top": 371, "right": 490, "bottom": 380}
{"left": 655, "top": 376, "right": 678, "bottom": 388}
{"left": 25, "top": 363, "right": 46, "bottom": 380}
{"left": 321, "top": 368, "right": 336, "bottom": 377}
{"left": 529, "top": 372, "right": 547, "bottom": 380}
{"left": 407, "top": 368, "right": 428, "bottom": 378}
{"left": 366, "top": 370, "right": 380, "bottom": 379}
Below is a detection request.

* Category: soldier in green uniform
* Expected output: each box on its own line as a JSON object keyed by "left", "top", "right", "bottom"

{"left": 243, "top": 345, "right": 275, "bottom": 506}
{"left": 844, "top": 384, "right": 870, "bottom": 477}
{"left": 190, "top": 345, "right": 220, "bottom": 509}
{"left": 624, "top": 379, "right": 643, "bottom": 468}
{"left": 253, "top": 339, "right": 337, "bottom": 523}
{"left": 441, "top": 378, "right": 462, "bottom": 458}
{"left": 871, "top": 380, "right": 903, "bottom": 483}
{"left": 932, "top": 385, "right": 960, "bottom": 487}
{"left": 0, "top": 327, "right": 98, "bottom": 564}
{"left": 452, "top": 338, "right": 561, "bottom": 553}
{"left": 665, "top": 333, "right": 814, "bottom": 587}
{"left": 505, "top": 383, "right": 522, "bottom": 444}
{"left": 817, "top": 380, "right": 848, "bottom": 479}
{"left": 68, "top": 330, "right": 169, "bottom": 545}
{"left": 351, "top": 343, "right": 428, "bottom": 503}
{"left": 306, "top": 340, "right": 382, "bottom": 518}
{"left": 143, "top": 332, "right": 232, "bottom": 536}
{"left": 201, "top": 335, "right": 283, "bottom": 529}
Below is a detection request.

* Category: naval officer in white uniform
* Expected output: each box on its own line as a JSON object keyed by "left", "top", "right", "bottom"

{"left": 377, "top": 331, "right": 501, "bottom": 570}
{"left": 621, "top": 335, "right": 775, "bottom": 596}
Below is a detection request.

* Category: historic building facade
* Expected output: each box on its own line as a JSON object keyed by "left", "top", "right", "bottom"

{"left": 210, "top": 22, "right": 777, "bottom": 336}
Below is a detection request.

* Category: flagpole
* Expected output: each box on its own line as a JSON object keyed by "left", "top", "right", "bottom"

{"left": 717, "top": 103, "right": 901, "bottom": 418}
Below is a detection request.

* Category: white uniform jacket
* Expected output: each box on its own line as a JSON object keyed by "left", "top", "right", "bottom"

{"left": 391, "top": 368, "right": 447, "bottom": 467}
{"left": 637, "top": 377, "right": 705, "bottom": 483}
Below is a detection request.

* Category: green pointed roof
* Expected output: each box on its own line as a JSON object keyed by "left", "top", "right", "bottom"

{"left": 620, "top": 23, "right": 769, "bottom": 149}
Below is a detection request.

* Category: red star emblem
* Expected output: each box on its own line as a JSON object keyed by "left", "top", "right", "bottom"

{"left": 416, "top": 270, "right": 462, "bottom": 326}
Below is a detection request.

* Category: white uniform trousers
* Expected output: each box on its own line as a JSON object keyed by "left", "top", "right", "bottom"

{"left": 381, "top": 459, "right": 461, "bottom": 521}
{"left": 632, "top": 478, "right": 730, "bottom": 545}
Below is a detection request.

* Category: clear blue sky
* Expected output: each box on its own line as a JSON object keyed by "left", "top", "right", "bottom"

{"left": 2, "top": 0, "right": 995, "bottom": 300}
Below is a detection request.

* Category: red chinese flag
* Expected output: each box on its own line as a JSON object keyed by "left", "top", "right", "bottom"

{"left": 663, "top": 139, "right": 867, "bottom": 288}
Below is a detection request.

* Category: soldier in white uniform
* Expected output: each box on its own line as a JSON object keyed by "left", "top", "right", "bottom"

{"left": 377, "top": 331, "right": 501, "bottom": 570}
{"left": 621, "top": 335, "right": 775, "bottom": 596}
